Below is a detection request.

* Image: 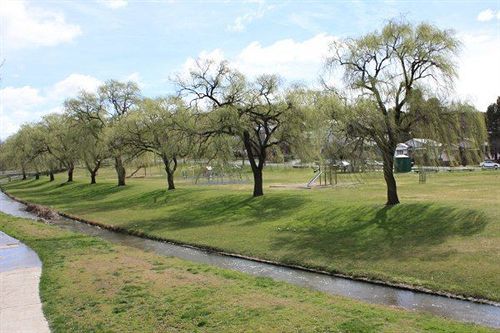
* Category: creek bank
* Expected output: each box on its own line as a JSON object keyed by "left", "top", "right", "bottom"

{"left": 2, "top": 188, "right": 498, "bottom": 307}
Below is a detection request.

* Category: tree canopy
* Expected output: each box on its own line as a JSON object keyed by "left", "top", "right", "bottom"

{"left": 177, "top": 59, "right": 309, "bottom": 196}
{"left": 326, "top": 19, "right": 464, "bottom": 204}
{"left": 0, "top": 19, "right": 491, "bottom": 204}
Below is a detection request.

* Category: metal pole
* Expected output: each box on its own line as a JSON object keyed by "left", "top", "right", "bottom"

{"left": 319, "top": 164, "right": 322, "bottom": 186}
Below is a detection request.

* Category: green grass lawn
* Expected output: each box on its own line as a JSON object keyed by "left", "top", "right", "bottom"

{"left": 3, "top": 166, "right": 499, "bottom": 302}
{"left": 1, "top": 213, "right": 496, "bottom": 332}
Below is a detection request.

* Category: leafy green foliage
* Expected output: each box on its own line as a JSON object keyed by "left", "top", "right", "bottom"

{"left": 326, "top": 19, "right": 483, "bottom": 204}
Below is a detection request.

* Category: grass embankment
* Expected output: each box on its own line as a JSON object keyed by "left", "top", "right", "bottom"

{"left": 0, "top": 213, "right": 495, "bottom": 332}
{"left": 3, "top": 167, "right": 499, "bottom": 302}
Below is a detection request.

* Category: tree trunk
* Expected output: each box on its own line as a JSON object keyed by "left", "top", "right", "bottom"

{"left": 162, "top": 155, "right": 177, "bottom": 190}
{"left": 67, "top": 164, "right": 74, "bottom": 182}
{"left": 382, "top": 150, "right": 399, "bottom": 205}
{"left": 166, "top": 170, "right": 175, "bottom": 190}
{"left": 252, "top": 167, "right": 264, "bottom": 197}
{"left": 459, "top": 146, "right": 467, "bottom": 166}
{"left": 22, "top": 168, "right": 27, "bottom": 180}
{"left": 114, "top": 156, "right": 126, "bottom": 186}
{"left": 86, "top": 160, "right": 101, "bottom": 184}
{"left": 242, "top": 130, "right": 265, "bottom": 197}
{"left": 49, "top": 171, "right": 55, "bottom": 182}
{"left": 90, "top": 171, "right": 97, "bottom": 184}
{"left": 35, "top": 173, "right": 40, "bottom": 180}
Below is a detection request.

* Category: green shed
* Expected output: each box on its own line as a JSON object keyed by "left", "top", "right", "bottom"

{"left": 394, "top": 155, "right": 412, "bottom": 173}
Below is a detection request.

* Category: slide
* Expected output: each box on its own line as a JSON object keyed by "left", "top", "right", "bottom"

{"left": 306, "top": 171, "right": 323, "bottom": 188}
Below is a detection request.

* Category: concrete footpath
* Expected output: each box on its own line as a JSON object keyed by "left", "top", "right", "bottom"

{"left": 0, "top": 231, "right": 50, "bottom": 333}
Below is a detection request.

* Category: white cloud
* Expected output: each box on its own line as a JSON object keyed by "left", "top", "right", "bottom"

{"left": 123, "top": 72, "right": 144, "bottom": 88}
{"left": 182, "top": 34, "right": 336, "bottom": 85}
{"left": 235, "top": 34, "right": 336, "bottom": 80}
{"left": 476, "top": 9, "right": 499, "bottom": 22}
{"left": 455, "top": 32, "right": 500, "bottom": 111}
{"left": 182, "top": 31, "right": 498, "bottom": 112}
{"left": 1, "top": 86, "right": 44, "bottom": 111}
{"left": 99, "top": 0, "right": 128, "bottom": 9}
{"left": 181, "top": 49, "right": 226, "bottom": 76}
{"left": 48, "top": 74, "right": 102, "bottom": 100}
{"left": 0, "top": 0, "right": 82, "bottom": 50}
{"left": 0, "top": 86, "right": 46, "bottom": 138}
{"left": 227, "top": 3, "right": 274, "bottom": 32}
{"left": 0, "top": 74, "right": 101, "bottom": 139}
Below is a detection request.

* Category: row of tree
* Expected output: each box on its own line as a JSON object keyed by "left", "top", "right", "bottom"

{"left": 0, "top": 20, "right": 488, "bottom": 205}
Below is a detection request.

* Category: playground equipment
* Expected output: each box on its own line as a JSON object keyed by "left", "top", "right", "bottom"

{"left": 307, "top": 170, "right": 323, "bottom": 187}
{"left": 183, "top": 163, "right": 249, "bottom": 185}
{"left": 306, "top": 164, "right": 337, "bottom": 188}
{"left": 306, "top": 163, "right": 364, "bottom": 188}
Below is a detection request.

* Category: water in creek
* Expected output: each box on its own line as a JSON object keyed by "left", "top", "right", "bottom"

{"left": 0, "top": 191, "right": 498, "bottom": 328}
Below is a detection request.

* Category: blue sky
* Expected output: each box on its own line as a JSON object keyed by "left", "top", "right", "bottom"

{"left": 1, "top": 0, "right": 499, "bottom": 139}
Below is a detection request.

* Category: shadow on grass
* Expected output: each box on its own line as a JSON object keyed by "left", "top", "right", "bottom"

{"left": 6, "top": 179, "right": 308, "bottom": 233}
{"left": 3, "top": 178, "right": 50, "bottom": 190}
{"left": 6, "top": 181, "right": 130, "bottom": 207}
{"left": 60, "top": 188, "right": 201, "bottom": 216}
{"left": 270, "top": 203, "right": 487, "bottom": 261}
{"left": 119, "top": 193, "right": 309, "bottom": 233}
{"left": 5, "top": 180, "right": 488, "bottom": 264}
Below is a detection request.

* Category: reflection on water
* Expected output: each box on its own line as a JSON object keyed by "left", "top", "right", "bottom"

{"left": 0, "top": 191, "right": 498, "bottom": 328}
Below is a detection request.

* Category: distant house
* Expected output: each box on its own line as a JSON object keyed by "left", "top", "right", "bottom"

{"left": 394, "top": 139, "right": 441, "bottom": 158}
{"left": 396, "top": 137, "right": 484, "bottom": 166}
{"left": 404, "top": 138, "right": 442, "bottom": 150}
{"left": 395, "top": 143, "right": 409, "bottom": 156}
{"left": 396, "top": 138, "right": 447, "bottom": 165}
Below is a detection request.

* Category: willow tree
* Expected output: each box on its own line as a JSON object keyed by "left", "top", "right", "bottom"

{"left": 177, "top": 59, "right": 307, "bottom": 197}
{"left": 326, "top": 19, "right": 461, "bottom": 205}
{"left": 40, "top": 114, "right": 80, "bottom": 182}
{"left": 116, "top": 97, "right": 194, "bottom": 190}
{"left": 2, "top": 127, "right": 35, "bottom": 180}
{"left": 65, "top": 91, "right": 108, "bottom": 184}
{"left": 387, "top": 90, "right": 485, "bottom": 169}
{"left": 99, "top": 80, "right": 140, "bottom": 186}
{"left": 20, "top": 123, "right": 60, "bottom": 181}
{"left": 288, "top": 89, "right": 377, "bottom": 170}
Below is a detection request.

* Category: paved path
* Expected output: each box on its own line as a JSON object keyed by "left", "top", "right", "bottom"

{"left": 0, "top": 231, "right": 50, "bottom": 333}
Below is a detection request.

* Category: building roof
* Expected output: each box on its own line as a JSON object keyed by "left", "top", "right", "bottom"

{"left": 405, "top": 138, "right": 442, "bottom": 148}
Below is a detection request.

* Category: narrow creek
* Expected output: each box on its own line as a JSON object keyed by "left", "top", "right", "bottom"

{"left": 0, "top": 191, "right": 498, "bottom": 328}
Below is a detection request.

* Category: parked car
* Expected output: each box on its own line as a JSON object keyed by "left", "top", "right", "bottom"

{"left": 480, "top": 160, "right": 500, "bottom": 169}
